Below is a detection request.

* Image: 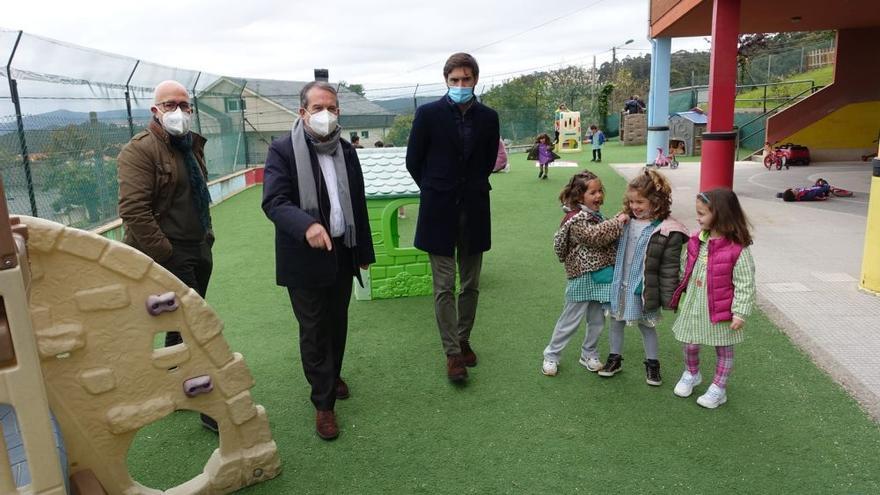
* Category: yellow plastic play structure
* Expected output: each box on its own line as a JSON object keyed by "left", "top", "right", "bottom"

{"left": 860, "top": 141, "right": 880, "bottom": 295}
{"left": 555, "top": 110, "right": 581, "bottom": 153}
{"left": 0, "top": 175, "right": 280, "bottom": 494}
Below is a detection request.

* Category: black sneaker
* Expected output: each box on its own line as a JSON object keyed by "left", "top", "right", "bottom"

{"left": 645, "top": 359, "right": 662, "bottom": 386}
{"left": 597, "top": 354, "right": 622, "bottom": 377}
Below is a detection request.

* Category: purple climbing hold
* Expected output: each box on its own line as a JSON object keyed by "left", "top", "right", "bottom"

{"left": 146, "top": 292, "right": 178, "bottom": 316}
{"left": 183, "top": 375, "right": 213, "bottom": 397}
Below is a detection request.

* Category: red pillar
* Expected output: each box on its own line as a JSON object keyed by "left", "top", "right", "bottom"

{"left": 701, "top": 0, "right": 740, "bottom": 191}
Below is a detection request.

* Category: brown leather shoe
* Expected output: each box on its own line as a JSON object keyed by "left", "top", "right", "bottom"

{"left": 316, "top": 410, "right": 339, "bottom": 440}
{"left": 335, "top": 377, "right": 350, "bottom": 400}
{"left": 446, "top": 354, "right": 468, "bottom": 382}
{"left": 460, "top": 340, "right": 477, "bottom": 367}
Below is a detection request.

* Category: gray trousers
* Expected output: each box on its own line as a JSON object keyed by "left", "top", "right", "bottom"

{"left": 429, "top": 250, "right": 483, "bottom": 356}
{"left": 543, "top": 300, "right": 605, "bottom": 362}
{"left": 608, "top": 319, "right": 659, "bottom": 360}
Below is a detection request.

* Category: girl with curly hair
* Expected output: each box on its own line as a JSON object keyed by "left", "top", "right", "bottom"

{"left": 598, "top": 169, "right": 688, "bottom": 386}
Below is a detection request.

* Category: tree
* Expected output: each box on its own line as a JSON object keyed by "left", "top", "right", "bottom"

{"left": 482, "top": 72, "right": 544, "bottom": 142}
{"left": 339, "top": 81, "right": 366, "bottom": 97}
{"left": 597, "top": 84, "right": 615, "bottom": 129}
{"left": 386, "top": 114, "right": 414, "bottom": 147}
{"left": 43, "top": 123, "right": 119, "bottom": 225}
{"left": 670, "top": 50, "right": 711, "bottom": 87}
{"left": 737, "top": 34, "right": 769, "bottom": 84}
{"left": 608, "top": 68, "right": 647, "bottom": 116}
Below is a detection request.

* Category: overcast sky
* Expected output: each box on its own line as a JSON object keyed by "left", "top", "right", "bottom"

{"left": 2, "top": 0, "right": 710, "bottom": 100}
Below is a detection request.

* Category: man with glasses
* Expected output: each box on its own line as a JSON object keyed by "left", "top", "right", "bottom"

{"left": 262, "top": 81, "right": 374, "bottom": 440}
{"left": 117, "top": 79, "right": 217, "bottom": 430}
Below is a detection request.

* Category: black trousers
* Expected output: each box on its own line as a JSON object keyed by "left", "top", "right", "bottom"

{"left": 592, "top": 148, "right": 602, "bottom": 161}
{"left": 287, "top": 243, "right": 354, "bottom": 411}
{"left": 163, "top": 240, "right": 213, "bottom": 346}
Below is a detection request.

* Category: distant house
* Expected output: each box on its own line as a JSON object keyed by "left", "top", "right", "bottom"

{"left": 353, "top": 147, "right": 430, "bottom": 301}
{"left": 201, "top": 77, "right": 396, "bottom": 165}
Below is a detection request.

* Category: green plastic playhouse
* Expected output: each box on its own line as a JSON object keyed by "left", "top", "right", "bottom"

{"left": 354, "top": 147, "right": 431, "bottom": 300}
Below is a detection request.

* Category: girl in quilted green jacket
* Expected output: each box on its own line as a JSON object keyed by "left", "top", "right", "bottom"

{"left": 541, "top": 170, "right": 628, "bottom": 376}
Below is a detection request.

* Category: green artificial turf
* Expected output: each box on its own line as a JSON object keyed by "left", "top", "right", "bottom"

{"left": 127, "top": 148, "right": 880, "bottom": 493}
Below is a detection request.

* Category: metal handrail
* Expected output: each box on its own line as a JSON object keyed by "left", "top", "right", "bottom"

{"left": 735, "top": 85, "right": 820, "bottom": 160}
{"left": 739, "top": 85, "right": 818, "bottom": 131}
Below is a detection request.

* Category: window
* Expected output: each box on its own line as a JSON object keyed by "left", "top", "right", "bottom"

{"left": 361, "top": 130, "right": 369, "bottom": 138}
{"left": 350, "top": 132, "right": 358, "bottom": 141}
{"left": 225, "top": 98, "right": 245, "bottom": 113}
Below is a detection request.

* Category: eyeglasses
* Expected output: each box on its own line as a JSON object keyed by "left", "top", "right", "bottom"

{"left": 155, "top": 100, "right": 193, "bottom": 112}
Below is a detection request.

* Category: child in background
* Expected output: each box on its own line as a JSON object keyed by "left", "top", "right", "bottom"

{"left": 777, "top": 178, "right": 832, "bottom": 202}
{"left": 599, "top": 169, "right": 688, "bottom": 385}
{"left": 542, "top": 171, "right": 628, "bottom": 376}
{"left": 527, "top": 133, "right": 559, "bottom": 180}
{"left": 589, "top": 125, "right": 605, "bottom": 163}
{"left": 493, "top": 138, "right": 509, "bottom": 173}
{"left": 668, "top": 188, "right": 756, "bottom": 409}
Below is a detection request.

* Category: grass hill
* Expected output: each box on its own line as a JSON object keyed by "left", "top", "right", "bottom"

{"left": 735, "top": 65, "right": 834, "bottom": 109}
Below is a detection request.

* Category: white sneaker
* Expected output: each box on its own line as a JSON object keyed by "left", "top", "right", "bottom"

{"left": 541, "top": 359, "right": 558, "bottom": 376}
{"left": 696, "top": 383, "right": 727, "bottom": 409}
{"left": 578, "top": 356, "right": 604, "bottom": 372}
{"left": 673, "top": 371, "right": 702, "bottom": 398}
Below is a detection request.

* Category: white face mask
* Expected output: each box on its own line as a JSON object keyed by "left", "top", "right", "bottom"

{"left": 160, "top": 107, "right": 192, "bottom": 136}
{"left": 306, "top": 109, "right": 338, "bottom": 137}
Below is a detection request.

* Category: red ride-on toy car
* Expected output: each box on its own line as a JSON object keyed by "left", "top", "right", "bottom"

{"left": 777, "top": 143, "right": 811, "bottom": 166}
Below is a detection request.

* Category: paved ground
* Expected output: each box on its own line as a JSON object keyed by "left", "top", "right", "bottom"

{"left": 613, "top": 159, "right": 880, "bottom": 421}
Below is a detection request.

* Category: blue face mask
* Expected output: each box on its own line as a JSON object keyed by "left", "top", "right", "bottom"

{"left": 447, "top": 86, "right": 474, "bottom": 104}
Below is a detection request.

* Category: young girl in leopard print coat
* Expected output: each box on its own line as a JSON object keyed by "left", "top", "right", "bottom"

{"left": 541, "top": 170, "right": 628, "bottom": 376}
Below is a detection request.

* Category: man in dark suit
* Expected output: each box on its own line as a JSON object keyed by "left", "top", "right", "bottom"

{"left": 406, "top": 52, "right": 500, "bottom": 383}
{"left": 262, "top": 81, "right": 375, "bottom": 440}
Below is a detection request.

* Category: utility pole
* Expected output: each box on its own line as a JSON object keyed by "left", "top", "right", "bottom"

{"left": 592, "top": 55, "right": 597, "bottom": 120}
{"left": 609, "top": 40, "right": 633, "bottom": 117}
{"left": 611, "top": 47, "right": 617, "bottom": 83}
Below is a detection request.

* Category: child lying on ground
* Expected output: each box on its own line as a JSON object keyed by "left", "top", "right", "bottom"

{"left": 777, "top": 178, "right": 832, "bottom": 202}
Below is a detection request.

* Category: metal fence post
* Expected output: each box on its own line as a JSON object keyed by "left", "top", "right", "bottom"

{"left": 124, "top": 60, "right": 140, "bottom": 138}
{"left": 239, "top": 80, "right": 248, "bottom": 166}
{"left": 5, "top": 31, "right": 37, "bottom": 217}
{"left": 90, "top": 112, "right": 108, "bottom": 220}
{"left": 763, "top": 85, "right": 767, "bottom": 114}
{"left": 412, "top": 84, "right": 419, "bottom": 113}
{"left": 535, "top": 90, "right": 540, "bottom": 135}
{"left": 191, "top": 71, "right": 202, "bottom": 134}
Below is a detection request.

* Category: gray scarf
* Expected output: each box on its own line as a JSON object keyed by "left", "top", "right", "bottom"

{"left": 291, "top": 118, "right": 357, "bottom": 248}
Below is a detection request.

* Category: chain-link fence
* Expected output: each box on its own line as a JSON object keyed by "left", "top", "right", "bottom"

{"left": 2, "top": 28, "right": 838, "bottom": 229}
{"left": 0, "top": 29, "right": 248, "bottom": 230}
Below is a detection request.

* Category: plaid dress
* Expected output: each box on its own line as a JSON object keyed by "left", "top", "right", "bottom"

{"left": 610, "top": 219, "right": 659, "bottom": 324}
{"left": 565, "top": 272, "right": 612, "bottom": 303}
{"left": 672, "top": 235, "right": 756, "bottom": 346}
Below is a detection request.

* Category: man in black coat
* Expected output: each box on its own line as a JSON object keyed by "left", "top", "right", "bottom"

{"left": 406, "top": 52, "right": 500, "bottom": 383}
{"left": 262, "top": 81, "right": 375, "bottom": 440}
